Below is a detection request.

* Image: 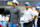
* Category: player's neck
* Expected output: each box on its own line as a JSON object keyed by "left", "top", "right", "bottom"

{"left": 14, "top": 6, "right": 17, "bottom": 8}
{"left": 26, "top": 8, "right": 29, "bottom": 10}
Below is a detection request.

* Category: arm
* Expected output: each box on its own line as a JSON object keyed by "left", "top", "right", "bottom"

{"left": 32, "top": 11, "right": 38, "bottom": 21}
{"left": 4, "top": 9, "right": 10, "bottom": 25}
{"left": 33, "top": 15, "right": 37, "bottom": 21}
{"left": 29, "top": 10, "right": 38, "bottom": 22}
{"left": 17, "top": 9, "right": 21, "bottom": 24}
{"left": 29, "top": 15, "right": 37, "bottom": 22}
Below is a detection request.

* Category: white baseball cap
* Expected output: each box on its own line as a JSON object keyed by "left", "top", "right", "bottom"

{"left": 12, "top": 0, "right": 17, "bottom": 4}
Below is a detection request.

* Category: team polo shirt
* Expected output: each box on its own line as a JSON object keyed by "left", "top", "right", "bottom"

{"left": 23, "top": 8, "right": 37, "bottom": 23}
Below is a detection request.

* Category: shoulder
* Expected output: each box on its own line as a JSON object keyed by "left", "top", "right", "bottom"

{"left": 9, "top": 7, "right": 13, "bottom": 11}
{"left": 16, "top": 6, "right": 20, "bottom": 9}
{"left": 34, "top": 11, "right": 38, "bottom": 15}
{"left": 29, "top": 8, "right": 33, "bottom": 12}
{"left": 24, "top": 9, "right": 26, "bottom": 12}
{"left": 17, "top": 7, "right": 20, "bottom": 11}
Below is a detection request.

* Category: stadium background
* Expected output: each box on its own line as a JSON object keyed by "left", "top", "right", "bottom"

{"left": 0, "top": 0, "right": 40, "bottom": 12}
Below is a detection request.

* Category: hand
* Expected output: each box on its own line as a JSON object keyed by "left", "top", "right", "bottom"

{"left": 28, "top": 19, "right": 33, "bottom": 22}
{"left": 7, "top": 22, "right": 10, "bottom": 26}
{"left": 16, "top": 24, "right": 19, "bottom": 27}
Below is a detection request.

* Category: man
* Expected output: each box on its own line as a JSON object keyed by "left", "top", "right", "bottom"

{"left": 24, "top": 2, "right": 38, "bottom": 27}
{"left": 6, "top": 1, "right": 20, "bottom": 27}
{"left": 0, "top": 12, "right": 4, "bottom": 27}
{"left": 36, "top": 6, "right": 40, "bottom": 27}
{"left": 38, "top": 12, "right": 40, "bottom": 27}
{"left": 32, "top": 7, "right": 38, "bottom": 27}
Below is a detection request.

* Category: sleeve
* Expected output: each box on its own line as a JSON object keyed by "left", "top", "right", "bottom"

{"left": 4, "top": 8, "right": 10, "bottom": 22}
{"left": 8, "top": 9, "right": 11, "bottom": 22}
{"left": 17, "top": 9, "right": 21, "bottom": 24}
{"left": 31, "top": 10, "right": 38, "bottom": 16}
{"left": 4, "top": 8, "right": 10, "bottom": 16}
{"left": 34, "top": 11, "right": 38, "bottom": 16}
{"left": 8, "top": 15, "right": 11, "bottom": 22}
